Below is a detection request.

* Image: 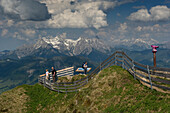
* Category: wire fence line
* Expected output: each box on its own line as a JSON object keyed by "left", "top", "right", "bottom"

{"left": 38, "top": 51, "right": 170, "bottom": 93}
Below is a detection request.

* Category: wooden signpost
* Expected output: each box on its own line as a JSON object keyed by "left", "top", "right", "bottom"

{"left": 151, "top": 45, "right": 159, "bottom": 67}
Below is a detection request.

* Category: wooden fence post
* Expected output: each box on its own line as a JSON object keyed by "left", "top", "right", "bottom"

{"left": 57, "top": 83, "right": 59, "bottom": 94}
{"left": 122, "top": 54, "right": 124, "bottom": 69}
{"left": 74, "top": 81, "right": 77, "bottom": 93}
{"left": 132, "top": 60, "right": 136, "bottom": 80}
{"left": 100, "top": 59, "right": 102, "bottom": 72}
{"left": 43, "top": 77, "right": 46, "bottom": 87}
{"left": 115, "top": 53, "right": 117, "bottom": 66}
{"left": 147, "top": 65, "right": 152, "bottom": 90}
{"left": 64, "top": 84, "right": 67, "bottom": 94}
{"left": 49, "top": 78, "right": 51, "bottom": 88}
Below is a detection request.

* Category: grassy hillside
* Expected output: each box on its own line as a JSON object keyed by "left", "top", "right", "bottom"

{"left": 0, "top": 66, "right": 169, "bottom": 113}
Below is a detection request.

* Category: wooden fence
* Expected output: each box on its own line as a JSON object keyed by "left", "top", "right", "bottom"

{"left": 38, "top": 51, "right": 170, "bottom": 93}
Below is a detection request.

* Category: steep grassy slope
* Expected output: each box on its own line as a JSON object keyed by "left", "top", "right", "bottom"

{"left": 0, "top": 66, "right": 169, "bottom": 113}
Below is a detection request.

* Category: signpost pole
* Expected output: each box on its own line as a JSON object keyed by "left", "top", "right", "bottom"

{"left": 153, "top": 52, "right": 156, "bottom": 67}
{"left": 151, "top": 45, "right": 159, "bottom": 67}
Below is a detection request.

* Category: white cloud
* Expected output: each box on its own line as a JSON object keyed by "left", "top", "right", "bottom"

{"left": 7, "top": 20, "right": 14, "bottom": 27}
{"left": 128, "top": 9, "right": 151, "bottom": 21}
{"left": 135, "top": 26, "right": 142, "bottom": 31}
{"left": 150, "top": 6, "right": 170, "bottom": 21}
{"left": 39, "top": 0, "right": 117, "bottom": 29}
{"left": 47, "top": 9, "right": 108, "bottom": 29}
{"left": 118, "top": 22, "right": 128, "bottom": 33}
{"left": 1, "top": 29, "right": 8, "bottom": 36}
{"left": 140, "top": 33, "right": 150, "bottom": 38}
{"left": 128, "top": 5, "right": 170, "bottom": 21}
{"left": 0, "top": 0, "right": 51, "bottom": 21}
{"left": 13, "top": 32, "right": 29, "bottom": 41}
{"left": 21, "top": 29, "right": 36, "bottom": 37}
{"left": 0, "top": 19, "right": 15, "bottom": 28}
{"left": 135, "top": 24, "right": 161, "bottom": 32}
{"left": 143, "top": 24, "right": 160, "bottom": 31}
{"left": 13, "top": 32, "right": 23, "bottom": 40}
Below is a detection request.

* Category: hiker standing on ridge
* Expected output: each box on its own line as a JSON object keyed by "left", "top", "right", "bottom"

{"left": 51, "top": 67, "right": 57, "bottom": 83}
{"left": 82, "top": 62, "right": 88, "bottom": 75}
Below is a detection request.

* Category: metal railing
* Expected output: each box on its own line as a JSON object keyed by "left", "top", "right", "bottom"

{"left": 38, "top": 51, "right": 170, "bottom": 93}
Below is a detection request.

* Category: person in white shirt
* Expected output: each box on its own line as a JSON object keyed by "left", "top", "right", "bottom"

{"left": 45, "top": 69, "right": 49, "bottom": 80}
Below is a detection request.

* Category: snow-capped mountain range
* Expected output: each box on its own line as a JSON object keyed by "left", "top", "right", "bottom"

{"left": 0, "top": 35, "right": 168, "bottom": 60}
{"left": 0, "top": 36, "right": 111, "bottom": 59}
{"left": 40, "top": 36, "right": 111, "bottom": 56}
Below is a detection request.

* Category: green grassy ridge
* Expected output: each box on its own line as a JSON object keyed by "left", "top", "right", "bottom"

{"left": 0, "top": 66, "right": 170, "bottom": 113}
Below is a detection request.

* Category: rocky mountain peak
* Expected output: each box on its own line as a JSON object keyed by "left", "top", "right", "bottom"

{"left": 41, "top": 36, "right": 111, "bottom": 55}
{"left": 34, "top": 38, "right": 52, "bottom": 49}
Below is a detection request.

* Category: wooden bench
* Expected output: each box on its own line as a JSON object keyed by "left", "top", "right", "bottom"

{"left": 57, "top": 66, "right": 74, "bottom": 77}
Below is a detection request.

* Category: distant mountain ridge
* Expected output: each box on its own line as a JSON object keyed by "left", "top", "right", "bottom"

{"left": 157, "top": 41, "right": 170, "bottom": 49}
{"left": 42, "top": 36, "right": 111, "bottom": 56}
{"left": 0, "top": 37, "right": 111, "bottom": 60}
{"left": 0, "top": 36, "right": 169, "bottom": 59}
{"left": 112, "top": 38, "right": 159, "bottom": 51}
